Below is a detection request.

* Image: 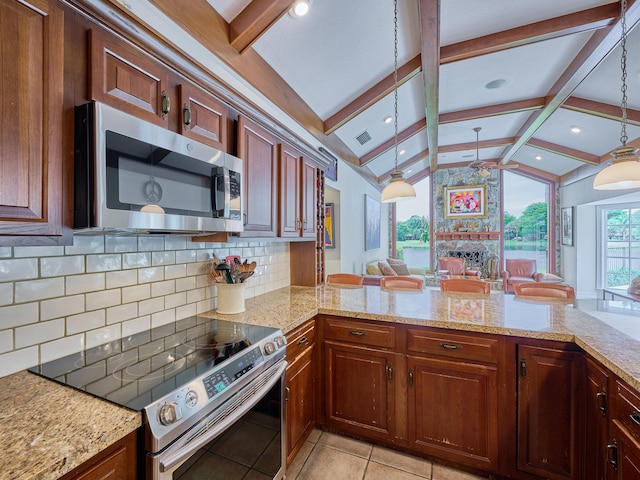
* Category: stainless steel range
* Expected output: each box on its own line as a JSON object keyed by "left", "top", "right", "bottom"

{"left": 29, "top": 316, "right": 287, "bottom": 480}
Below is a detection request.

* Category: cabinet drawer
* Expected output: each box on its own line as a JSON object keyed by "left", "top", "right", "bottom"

{"left": 615, "top": 380, "right": 640, "bottom": 442}
{"left": 286, "top": 319, "right": 316, "bottom": 362}
{"left": 407, "top": 328, "right": 498, "bottom": 364}
{"left": 324, "top": 317, "right": 395, "bottom": 349}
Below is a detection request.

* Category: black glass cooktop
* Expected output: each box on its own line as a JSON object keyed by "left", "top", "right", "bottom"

{"left": 29, "top": 316, "right": 278, "bottom": 411}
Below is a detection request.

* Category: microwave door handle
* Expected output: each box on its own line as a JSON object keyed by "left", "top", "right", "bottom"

{"left": 211, "top": 169, "right": 231, "bottom": 218}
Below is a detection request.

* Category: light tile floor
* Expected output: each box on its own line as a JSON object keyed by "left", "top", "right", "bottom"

{"left": 287, "top": 430, "right": 488, "bottom": 480}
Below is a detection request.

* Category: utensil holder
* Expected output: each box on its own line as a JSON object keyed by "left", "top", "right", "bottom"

{"left": 216, "top": 283, "right": 245, "bottom": 314}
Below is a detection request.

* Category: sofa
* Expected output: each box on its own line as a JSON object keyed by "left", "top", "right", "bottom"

{"left": 436, "top": 257, "right": 481, "bottom": 279}
{"left": 364, "top": 259, "right": 427, "bottom": 287}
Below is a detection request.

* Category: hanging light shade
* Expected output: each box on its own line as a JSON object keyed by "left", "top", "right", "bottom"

{"left": 380, "top": 0, "right": 416, "bottom": 203}
{"left": 593, "top": 0, "right": 640, "bottom": 190}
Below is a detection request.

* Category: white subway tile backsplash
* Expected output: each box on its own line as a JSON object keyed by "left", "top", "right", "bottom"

{"left": 139, "top": 297, "right": 165, "bottom": 316}
{"left": 0, "top": 347, "right": 38, "bottom": 376}
{"left": 165, "top": 264, "right": 186, "bottom": 280}
{"left": 122, "top": 284, "right": 151, "bottom": 304}
{"left": 187, "top": 288, "right": 207, "bottom": 304}
{"left": 122, "top": 315, "right": 151, "bottom": 337}
{"left": 123, "top": 252, "right": 151, "bottom": 269}
{"left": 175, "top": 249, "right": 196, "bottom": 264}
{"left": 175, "top": 277, "right": 196, "bottom": 292}
{"left": 0, "top": 258, "right": 38, "bottom": 282}
{"left": 0, "top": 247, "right": 12, "bottom": 258}
{"left": 152, "top": 251, "right": 176, "bottom": 266}
{"left": 138, "top": 236, "right": 165, "bottom": 251}
{"left": 176, "top": 303, "right": 196, "bottom": 320}
{"left": 41, "top": 334, "right": 84, "bottom": 363}
{"left": 86, "top": 324, "right": 121, "bottom": 349}
{"left": 65, "top": 236, "right": 104, "bottom": 255}
{"left": 40, "top": 255, "right": 85, "bottom": 278}
{"left": 151, "top": 280, "right": 175, "bottom": 297}
{"left": 0, "top": 303, "right": 38, "bottom": 329}
{"left": 165, "top": 292, "right": 187, "bottom": 309}
{"left": 86, "top": 289, "right": 122, "bottom": 311}
{"left": 14, "top": 246, "right": 64, "bottom": 258}
{"left": 106, "top": 270, "right": 138, "bottom": 289}
{"left": 15, "top": 319, "right": 65, "bottom": 349}
{"left": 66, "top": 273, "right": 106, "bottom": 295}
{"left": 15, "top": 278, "right": 65, "bottom": 303}
{"left": 106, "top": 303, "right": 138, "bottom": 325}
{"left": 138, "top": 267, "right": 164, "bottom": 284}
{"left": 151, "top": 309, "right": 175, "bottom": 328}
{"left": 86, "top": 254, "right": 122, "bottom": 272}
{"left": 67, "top": 310, "right": 106, "bottom": 335}
{"left": 105, "top": 236, "right": 138, "bottom": 253}
{"left": 164, "top": 236, "right": 187, "bottom": 250}
{"left": 41, "top": 295, "right": 85, "bottom": 321}
{"left": 0, "top": 330, "right": 12, "bottom": 353}
{"left": 0, "top": 284, "right": 13, "bottom": 306}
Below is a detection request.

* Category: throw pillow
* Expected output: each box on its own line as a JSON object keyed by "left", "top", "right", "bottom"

{"left": 629, "top": 276, "right": 640, "bottom": 295}
{"left": 387, "top": 259, "right": 411, "bottom": 276}
{"left": 377, "top": 260, "right": 398, "bottom": 276}
{"left": 539, "top": 273, "right": 563, "bottom": 282}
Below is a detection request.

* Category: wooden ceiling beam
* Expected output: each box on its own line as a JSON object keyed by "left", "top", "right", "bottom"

{"left": 441, "top": 3, "right": 618, "bottom": 64}
{"left": 378, "top": 149, "right": 429, "bottom": 182}
{"left": 439, "top": 137, "right": 515, "bottom": 154}
{"left": 499, "top": 0, "right": 640, "bottom": 165}
{"left": 229, "top": 0, "right": 294, "bottom": 53}
{"left": 407, "top": 167, "right": 431, "bottom": 185}
{"left": 511, "top": 163, "right": 561, "bottom": 183}
{"left": 527, "top": 138, "right": 600, "bottom": 164}
{"left": 359, "top": 118, "right": 426, "bottom": 166}
{"left": 418, "top": 0, "right": 440, "bottom": 172}
{"left": 562, "top": 96, "right": 640, "bottom": 125}
{"left": 439, "top": 98, "right": 546, "bottom": 124}
{"left": 323, "top": 55, "right": 422, "bottom": 135}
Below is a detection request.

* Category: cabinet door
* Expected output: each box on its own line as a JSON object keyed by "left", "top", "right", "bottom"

{"left": 286, "top": 344, "right": 315, "bottom": 466}
{"left": 89, "top": 28, "right": 169, "bottom": 125}
{"left": 237, "top": 116, "right": 278, "bottom": 236}
{"left": 517, "top": 344, "right": 583, "bottom": 480}
{"left": 178, "top": 83, "right": 227, "bottom": 150}
{"left": 408, "top": 355, "right": 499, "bottom": 471}
{"left": 324, "top": 341, "right": 396, "bottom": 442}
{"left": 607, "top": 420, "right": 640, "bottom": 480}
{"left": 586, "top": 357, "right": 609, "bottom": 480}
{"left": 278, "top": 143, "right": 302, "bottom": 237}
{"left": 301, "top": 157, "right": 317, "bottom": 238}
{"left": 0, "top": 0, "right": 64, "bottom": 241}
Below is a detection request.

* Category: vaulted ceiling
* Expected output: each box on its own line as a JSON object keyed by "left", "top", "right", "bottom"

{"left": 81, "top": 0, "right": 640, "bottom": 187}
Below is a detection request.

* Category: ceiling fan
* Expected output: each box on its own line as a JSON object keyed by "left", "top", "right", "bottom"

{"left": 467, "top": 127, "right": 519, "bottom": 176}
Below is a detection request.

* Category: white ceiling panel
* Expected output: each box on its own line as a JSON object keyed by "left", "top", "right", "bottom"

{"left": 206, "top": 0, "right": 251, "bottom": 22}
{"left": 366, "top": 133, "right": 430, "bottom": 178}
{"left": 512, "top": 145, "right": 585, "bottom": 176}
{"left": 438, "top": 112, "right": 533, "bottom": 147}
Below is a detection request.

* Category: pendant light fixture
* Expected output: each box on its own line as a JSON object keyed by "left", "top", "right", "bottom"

{"left": 381, "top": 0, "right": 416, "bottom": 203}
{"left": 593, "top": 0, "right": 640, "bottom": 190}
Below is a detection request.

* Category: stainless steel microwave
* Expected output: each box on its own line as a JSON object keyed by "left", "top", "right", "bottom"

{"left": 74, "top": 101, "right": 243, "bottom": 235}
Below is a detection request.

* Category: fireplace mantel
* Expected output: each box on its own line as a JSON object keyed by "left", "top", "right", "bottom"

{"left": 435, "top": 232, "right": 501, "bottom": 241}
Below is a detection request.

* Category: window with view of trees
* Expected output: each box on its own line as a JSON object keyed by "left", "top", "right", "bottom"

{"left": 600, "top": 206, "right": 640, "bottom": 287}
{"left": 395, "top": 179, "right": 430, "bottom": 270}
{"left": 503, "top": 171, "right": 549, "bottom": 272}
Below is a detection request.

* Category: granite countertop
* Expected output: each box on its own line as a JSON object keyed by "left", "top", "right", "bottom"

{"left": 0, "top": 371, "right": 140, "bottom": 480}
{"left": 5, "top": 284, "right": 640, "bottom": 479}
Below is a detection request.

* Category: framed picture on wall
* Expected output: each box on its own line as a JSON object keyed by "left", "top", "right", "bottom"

{"left": 365, "top": 194, "right": 381, "bottom": 250}
{"left": 561, "top": 207, "right": 574, "bottom": 246}
{"left": 444, "top": 185, "right": 487, "bottom": 218}
{"left": 324, "top": 203, "right": 335, "bottom": 248}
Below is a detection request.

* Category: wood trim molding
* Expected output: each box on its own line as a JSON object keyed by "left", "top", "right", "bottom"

{"left": 229, "top": 0, "right": 294, "bottom": 53}
{"left": 440, "top": 98, "right": 546, "bottom": 124}
{"left": 562, "top": 96, "right": 640, "bottom": 126}
{"left": 527, "top": 138, "right": 600, "bottom": 165}
{"left": 360, "top": 119, "right": 426, "bottom": 166}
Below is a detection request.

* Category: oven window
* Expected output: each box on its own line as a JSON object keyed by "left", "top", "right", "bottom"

{"left": 172, "top": 379, "right": 283, "bottom": 480}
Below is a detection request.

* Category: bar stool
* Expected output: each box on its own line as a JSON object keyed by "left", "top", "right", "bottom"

{"left": 440, "top": 278, "right": 491, "bottom": 293}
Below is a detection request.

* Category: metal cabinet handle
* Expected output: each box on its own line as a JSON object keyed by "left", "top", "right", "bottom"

{"left": 243, "top": 213, "right": 247, "bottom": 225}
{"left": 408, "top": 368, "right": 414, "bottom": 387}
{"left": 161, "top": 91, "right": 171, "bottom": 119}
{"left": 631, "top": 412, "right": 640, "bottom": 426}
{"left": 296, "top": 336, "right": 308, "bottom": 345}
{"left": 439, "top": 342, "right": 461, "bottom": 350}
{"left": 183, "top": 104, "right": 191, "bottom": 127}
{"left": 349, "top": 330, "right": 365, "bottom": 336}
{"left": 387, "top": 364, "right": 393, "bottom": 382}
{"left": 285, "top": 386, "right": 290, "bottom": 402}
{"left": 520, "top": 357, "right": 527, "bottom": 378}
{"left": 595, "top": 391, "right": 606, "bottom": 416}
{"left": 606, "top": 442, "right": 618, "bottom": 470}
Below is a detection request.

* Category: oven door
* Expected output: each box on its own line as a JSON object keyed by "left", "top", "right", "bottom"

{"left": 147, "top": 360, "right": 286, "bottom": 480}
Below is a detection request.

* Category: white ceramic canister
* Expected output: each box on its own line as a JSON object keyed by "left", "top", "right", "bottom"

{"left": 216, "top": 283, "right": 246, "bottom": 314}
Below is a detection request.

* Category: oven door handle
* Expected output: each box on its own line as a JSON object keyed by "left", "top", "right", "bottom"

{"left": 159, "top": 361, "right": 287, "bottom": 472}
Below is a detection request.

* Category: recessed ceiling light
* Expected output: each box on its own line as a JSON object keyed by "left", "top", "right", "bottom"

{"left": 289, "top": 0, "right": 310, "bottom": 17}
{"left": 399, "top": 149, "right": 406, "bottom": 155}
{"left": 535, "top": 155, "right": 542, "bottom": 161}
{"left": 570, "top": 126, "right": 582, "bottom": 133}
{"left": 383, "top": 116, "right": 393, "bottom": 124}
{"left": 406, "top": 169, "right": 412, "bottom": 174}
{"left": 485, "top": 79, "right": 507, "bottom": 90}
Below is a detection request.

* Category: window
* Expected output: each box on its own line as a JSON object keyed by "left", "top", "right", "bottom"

{"left": 394, "top": 178, "right": 430, "bottom": 270}
{"left": 599, "top": 205, "right": 640, "bottom": 287}
{"left": 503, "top": 171, "right": 550, "bottom": 272}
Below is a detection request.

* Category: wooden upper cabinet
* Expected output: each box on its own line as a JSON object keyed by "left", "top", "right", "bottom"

{"left": 278, "top": 142, "right": 317, "bottom": 238}
{"left": 237, "top": 116, "right": 278, "bottom": 236}
{"left": 88, "top": 28, "right": 169, "bottom": 126}
{"left": 0, "top": 0, "right": 65, "bottom": 243}
{"left": 178, "top": 83, "right": 227, "bottom": 150}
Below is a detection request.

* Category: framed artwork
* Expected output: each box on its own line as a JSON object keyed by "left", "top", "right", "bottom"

{"left": 562, "top": 207, "right": 574, "bottom": 246}
{"left": 444, "top": 185, "right": 487, "bottom": 218}
{"left": 324, "top": 203, "right": 335, "bottom": 248}
{"left": 365, "top": 194, "right": 381, "bottom": 250}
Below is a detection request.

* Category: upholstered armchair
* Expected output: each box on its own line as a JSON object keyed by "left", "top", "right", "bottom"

{"left": 437, "top": 257, "right": 481, "bottom": 279}
{"left": 501, "top": 258, "right": 544, "bottom": 293}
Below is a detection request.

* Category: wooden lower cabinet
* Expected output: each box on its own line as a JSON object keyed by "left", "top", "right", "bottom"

{"left": 59, "top": 430, "right": 137, "bottom": 480}
{"left": 607, "top": 420, "right": 640, "bottom": 479}
{"left": 324, "top": 340, "right": 398, "bottom": 443}
{"left": 585, "top": 357, "right": 610, "bottom": 480}
{"left": 285, "top": 319, "right": 317, "bottom": 466}
{"left": 516, "top": 343, "right": 584, "bottom": 480}
{"left": 407, "top": 355, "right": 499, "bottom": 471}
